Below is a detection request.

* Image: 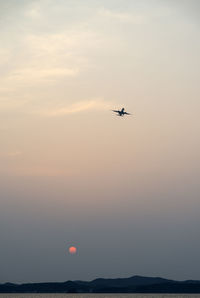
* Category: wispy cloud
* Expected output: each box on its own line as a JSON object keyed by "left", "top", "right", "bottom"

{"left": 99, "top": 8, "right": 146, "bottom": 24}
{"left": 8, "top": 67, "right": 79, "bottom": 82}
{"left": 0, "top": 29, "right": 99, "bottom": 112}
{"left": 0, "top": 151, "right": 22, "bottom": 158}
{"left": 24, "top": 1, "right": 41, "bottom": 19}
{"left": 37, "top": 99, "right": 113, "bottom": 117}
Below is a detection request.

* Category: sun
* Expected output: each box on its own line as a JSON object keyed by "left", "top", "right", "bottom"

{"left": 68, "top": 246, "right": 77, "bottom": 255}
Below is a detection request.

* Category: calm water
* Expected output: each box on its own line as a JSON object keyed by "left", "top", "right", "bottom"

{"left": 1, "top": 295, "right": 200, "bottom": 298}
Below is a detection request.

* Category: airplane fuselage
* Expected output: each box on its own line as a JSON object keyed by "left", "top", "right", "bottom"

{"left": 117, "top": 108, "right": 125, "bottom": 116}
{"left": 112, "top": 107, "right": 131, "bottom": 117}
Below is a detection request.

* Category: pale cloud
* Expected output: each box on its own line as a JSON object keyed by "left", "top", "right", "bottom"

{"left": 27, "top": 31, "right": 88, "bottom": 50}
{"left": 0, "top": 29, "right": 98, "bottom": 111}
{"left": 24, "top": 1, "right": 41, "bottom": 19}
{"left": 99, "top": 8, "right": 146, "bottom": 24}
{"left": 0, "top": 48, "right": 11, "bottom": 66}
{"left": 7, "top": 67, "right": 79, "bottom": 82}
{"left": 9, "top": 31, "right": 93, "bottom": 81}
{"left": 37, "top": 99, "right": 113, "bottom": 117}
{"left": 26, "top": 31, "right": 100, "bottom": 64}
{"left": 0, "top": 151, "right": 22, "bottom": 158}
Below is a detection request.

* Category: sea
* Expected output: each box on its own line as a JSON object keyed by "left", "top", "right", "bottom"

{"left": 1, "top": 295, "right": 200, "bottom": 298}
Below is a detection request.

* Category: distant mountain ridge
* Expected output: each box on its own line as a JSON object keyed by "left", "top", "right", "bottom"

{"left": 1, "top": 275, "right": 200, "bottom": 293}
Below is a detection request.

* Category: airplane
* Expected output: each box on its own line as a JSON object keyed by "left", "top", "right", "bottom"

{"left": 112, "top": 108, "right": 131, "bottom": 117}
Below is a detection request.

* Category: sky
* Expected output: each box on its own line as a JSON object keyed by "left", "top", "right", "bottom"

{"left": 0, "top": 0, "right": 200, "bottom": 283}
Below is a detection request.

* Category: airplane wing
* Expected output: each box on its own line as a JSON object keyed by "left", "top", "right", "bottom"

{"left": 112, "top": 110, "right": 120, "bottom": 113}
{"left": 124, "top": 112, "right": 131, "bottom": 115}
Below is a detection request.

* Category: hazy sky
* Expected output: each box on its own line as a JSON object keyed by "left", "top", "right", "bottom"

{"left": 0, "top": 0, "right": 200, "bottom": 283}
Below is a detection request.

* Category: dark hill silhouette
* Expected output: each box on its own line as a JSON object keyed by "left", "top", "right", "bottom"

{"left": 76, "top": 275, "right": 173, "bottom": 288}
{"left": 1, "top": 275, "right": 200, "bottom": 293}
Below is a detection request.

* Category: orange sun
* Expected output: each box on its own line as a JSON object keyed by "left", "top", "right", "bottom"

{"left": 69, "top": 246, "right": 77, "bottom": 254}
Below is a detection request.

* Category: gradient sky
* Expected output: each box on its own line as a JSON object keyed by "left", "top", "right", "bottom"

{"left": 0, "top": 0, "right": 200, "bottom": 283}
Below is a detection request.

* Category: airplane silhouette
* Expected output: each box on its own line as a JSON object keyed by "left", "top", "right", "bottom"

{"left": 112, "top": 108, "right": 131, "bottom": 117}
